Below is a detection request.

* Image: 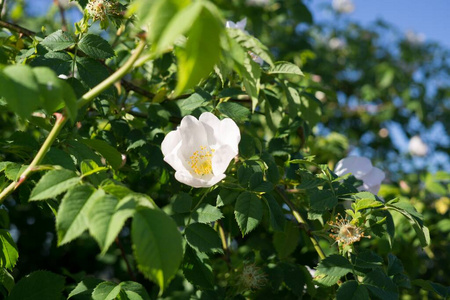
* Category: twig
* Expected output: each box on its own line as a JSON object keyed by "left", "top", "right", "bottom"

{"left": 275, "top": 186, "right": 327, "bottom": 260}
{"left": 115, "top": 237, "right": 137, "bottom": 281}
{"left": 53, "top": 0, "right": 68, "bottom": 32}
{"left": 0, "top": 19, "right": 35, "bottom": 37}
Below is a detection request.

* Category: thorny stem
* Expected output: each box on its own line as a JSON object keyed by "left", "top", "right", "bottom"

{"left": 0, "top": 39, "right": 147, "bottom": 203}
{"left": 276, "top": 187, "right": 327, "bottom": 260}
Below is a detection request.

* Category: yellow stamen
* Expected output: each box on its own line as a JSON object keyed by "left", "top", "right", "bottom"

{"left": 188, "top": 146, "right": 214, "bottom": 176}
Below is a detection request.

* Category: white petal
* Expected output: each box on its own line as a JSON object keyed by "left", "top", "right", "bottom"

{"left": 161, "top": 129, "right": 181, "bottom": 157}
{"left": 212, "top": 144, "right": 237, "bottom": 175}
{"left": 236, "top": 18, "right": 247, "bottom": 30}
{"left": 199, "top": 112, "right": 221, "bottom": 146}
{"left": 179, "top": 115, "right": 208, "bottom": 160}
{"left": 359, "top": 184, "right": 381, "bottom": 195}
{"left": 175, "top": 171, "right": 225, "bottom": 188}
{"left": 217, "top": 118, "right": 241, "bottom": 153}
{"left": 334, "top": 156, "right": 373, "bottom": 179}
{"left": 225, "top": 20, "right": 236, "bottom": 29}
{"left": 359, "top": 167, "right": 385, "bottom": 187}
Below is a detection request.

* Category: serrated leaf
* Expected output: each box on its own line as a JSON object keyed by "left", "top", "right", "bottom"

{"left": 0, "top": 268, "right": 14, "bottom": 293}
{"left": 41, "top": 30, "right": 76, "bottom": 51}
{"left": 337, "top": 281, "right": 370, "bottom": 300}
{"left": 182, "top": 246, "right": 214, "bottom": 289}
{"left": 56, "top": 185, "right": 103, "bottom": 245}
{"left": 216, "top": 189, "right": 239, "bottom": 206}
{"left": 8, "top": 270, "right": 65, "bottom": 300}
{"left": 60, "top": 80, "right": 78, "bottom": 121}
{"left": 30, "top": 51, "right": 73, "bottom": 75}
{"left": 92, "top": 282, "right": 121, "bottom": 300}
{"left": 78, "top": 34, "right": 115, "bottom": 59}
{"left": 81, "top": 139, "right": 122, "bottom": 170}
{"left": 273, "top": 222, "right": 300, "bottom": 259}
{"left": 30, "top": 169, "right": 80, "bottom": 201}
{"left": 227, "top": 28, "right": 274, "bottom": 67}
{"left": 217, "top": 102, "right": 250, "bottom": 122}
{"left": 119, "top": 281, "right": 151, "bottom": 300}
{"left": 387, "top": 253, "right": 404, "bottom": 276}
{"left": 267, "top": 61, "right": 303, "bottom": 76}
{"left": 316, "top": 254, "right": 353, "bottom": 278}
{"left": 0, "top": 230, "right": 18, "bottom": 270}
{"left": 89, "top": 195, "right": 136, "bottom": 254}
{"left": 184, "top": 223, "right": 223, "bottom": 254}
{"left": 263, "top": 194, "right": 285, "bottom": 231}
{"left": 175, "top": 3, "right": 223, "bottom": 95}
{"left": 68, "top": 277, "right": 103, "bottom": 299}
{"left": 76, "top": 57, "right": 114, "bottom": 96}
{"left": 191, "top": 204, "right": 223, "bottom": 223}
{"left": 234, "top": 192, "right": 263, "bottom": 236}
{"left": 310, "top": 189, "right": 337, "bottom": 212}
{"left": 132, "top": 207, "right": 183, "bottom": 291}
{"left": 249, "top": 172, "right": 274, "bottom": 193}
{"left": 362, "top": 269, "right": 398, "bottom": 300}
{"left": 32, "top": 67, "right": 65, "bottom": 114}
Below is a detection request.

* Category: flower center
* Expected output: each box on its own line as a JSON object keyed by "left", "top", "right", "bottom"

{"left": 188, "top": 146, "right": 215, "bottom": 176}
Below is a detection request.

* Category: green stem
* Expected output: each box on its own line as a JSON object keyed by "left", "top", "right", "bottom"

{"left": 0, "top": 39, "right": 147, "bottom": 203}
{"left": 276, "top": 187, "right": 327, "bottom": 260}
{"left": 77, "top": 40, "right": 146, "bottom": 108}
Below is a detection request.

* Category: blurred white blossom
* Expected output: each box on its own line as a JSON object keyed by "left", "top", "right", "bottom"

{"left": 334, "top": 156, "right": 385, "bottom": 195}
{"left": 332, "top": 0, "right": 355, "bottom": 13}
{"left": 405, "top": 30, "right": 425, "bottom": 45}
{"left": 328, "top": 37, "right": 347, "bottom": 50}
{"left": 408, "top": 135, "right": 428, "bottom": 156}
{"left": 161, "top": 112, "right": 241, "bottom": 188}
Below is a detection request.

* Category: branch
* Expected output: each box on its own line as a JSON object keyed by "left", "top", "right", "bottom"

{"left": 275, "top": 186, "right": 327, "bottom": 260}
{"left": 0, "top": 39, "right": 147, "bottom": 203}
{"left": 53, "top": 0, "right": 68, "bottom": 32}
{"left": 0, "top": 19, "right": 35, "bottom": 37}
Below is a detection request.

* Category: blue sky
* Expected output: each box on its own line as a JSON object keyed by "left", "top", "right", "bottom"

{"left": 310, "top": 0, "right": 450, "bottom": 49}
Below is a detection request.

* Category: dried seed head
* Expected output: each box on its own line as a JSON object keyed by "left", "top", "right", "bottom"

{"left": 237, "top": 264, "right": 267, "bottom": 291}
{"left": 328, "top": 214, "right": 370, "bottom": 246}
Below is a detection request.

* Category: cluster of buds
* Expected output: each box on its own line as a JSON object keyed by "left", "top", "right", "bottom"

{"left": 85, "top": 0, "right": 119, "bottom": 22}
{"left": 328, "top": 214, "right": 370, "bottom": 246}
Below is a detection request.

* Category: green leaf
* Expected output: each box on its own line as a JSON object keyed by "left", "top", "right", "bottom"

{"left": 60, "top": 80, "right": 78, "bottom": 121}
{"left": 273, "top": 222, "right": 300, "bottom": 259}
{"left": 362, "top": 269, "right": 398, "bottom": 300}
{"left": 249, "top": 172, "right": 274, "bottom": 193}
{"left": 267, "top": 61, "right": 304, "bottom": 76}
{"left": 0, "top": 268, "right": 14, "bottom": 294}
{"left": 217, "top": 102, "right": 250, "bottom": 122}
{"left": 0, "top": 65, "right": 40, "bottom": 119}
{"left": 191, "top": 204, "right": 223, "bottom": 224}
{"left": 154, "top": 1, "right": 203, "bottom": 54}
{"left": 216, "top": 189, "right": 239, "bottom": 206}
{"left": 337, "top": 281, "right": 370, "bottom": 300}
{"left": 234, "top": 192, "right": 263, "bottom": 236}
{"left": 30, "top": 51, "right": 72, "bottom": 75}
{"left": 316, "top": 254, "right": 353, "bottom": 278}
{"left": 81, "top": 139, "right": 122, "bottom": 170}
{"left": 68, "top": 277, "right": 103, "bottom": 299}
{"left": 0, "top": 230, "right": 18, "bottom": 270}
{"left": 352, "top": 251, "right": 383, "bottom": 270}
{"left": 56, "top": 185, "right": 103, "bottom": 245}
{"left": 80, "top": 159, "right": 108, "bottom": 178}
{"left": 387, "top": 202, "right": 430, "bottom": 247}
{"left": 78, "top": 34, "right": 115, "bottom": 59}
{"left": 92, "top": 282, "right": 121, "bottom": 300}
{"left": 132, "top": 207, "right": 183, "bottom": 291}
{"left": 182, "top": 246, "right": 214, "bottom": 289}
{"left": 184, "top": 223, "right": 223, "bottom": 254}
{"left": 387, "top": 253, "right": 404, "bottom": 276}
{"left": 89, "top": 195, "right": 136, "bottom": 254}
{"left": 227, "top": 28, "right": 274, "bottom": 67}
{"left": 41, "top": 30, "right": 76, "bottom": 51}
{"left": 175, "top": 93, "right": 207, "bottom": 116}
{"left": 32, "top": 67, "right": 65, "bottom": 114}
{"left": 76, "top": 57, "right": 114, "bottom": 96}
{"left": 8, "top": 270, "right": 65, "bottom": 300}
{"left": 29, "top": 169, "right": 80, "bottom": 201}
{"left": 263, "top": 194, "right": 285, "bottom": 231}
{"left": 175, "top": 2, "right": 223, "bottom": 95}
{"left": 310, "top": 189, "right": 337, "bottom": 212}
{"left": 119, "top": 282, "right": 151, "bottom": 300}
{"left": 412, "top": 279, "right": 450, "bottom": 298}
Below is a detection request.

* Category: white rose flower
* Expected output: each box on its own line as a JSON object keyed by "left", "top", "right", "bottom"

{"left": 334, "top": 156, "right": 385, "bottom": 195}
{"left": 408, "top": 135, "right": 428, "bottom": 156}
{"left": 161, "top": 112, "right": 241, "bottom": 188}
{"left": 332, "top": 0, "right": 355, "bottom": 13}
{"left": 328, "top": 37, "right": 347, "bottom": 50}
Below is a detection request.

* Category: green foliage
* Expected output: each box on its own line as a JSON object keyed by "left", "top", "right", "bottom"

{"left": 0, "top": 0, "right": 447, "bottom": 299}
